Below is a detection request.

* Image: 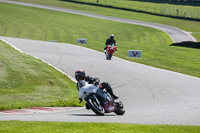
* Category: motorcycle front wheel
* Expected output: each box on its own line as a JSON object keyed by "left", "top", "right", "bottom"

{"left": 86, "top": 99, "right": 105, "bottom": 116}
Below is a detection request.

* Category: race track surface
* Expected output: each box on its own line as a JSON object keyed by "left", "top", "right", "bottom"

{"left": 0, "top": 0, "right": 199, "bottom": 125}
{"left": 0, "top": 36, "right": 200, "bottom": 125}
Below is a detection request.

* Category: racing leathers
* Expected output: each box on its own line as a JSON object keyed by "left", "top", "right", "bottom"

{"left": 85, "top": 76, "right": 119, "bottom": 99}
{"left": 76, "top": 76, "right": 119, "bottom": 101}
{"left": 104, "top": 37, "right": 117, "bottom": 51}
{"left": 77, "top": 80, "right": 107, "bottom": 104}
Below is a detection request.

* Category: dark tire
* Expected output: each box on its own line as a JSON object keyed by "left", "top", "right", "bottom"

{"left": 86, "top": 99, "right": 105, "bottom": 116}
{"left": 109, "top": 53, "right": 112, "bottom": 60}
{"left": 114, "top": 100, "right": 125, "bottom": 115}
{"left": 106, "top": 52, "right": 109, "bottom": 60}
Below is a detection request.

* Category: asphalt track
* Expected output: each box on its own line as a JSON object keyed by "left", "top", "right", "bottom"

{"left": 0, "top": 1, "right": 200, "bottom": 125}
{"left": 1, "top": 36, "right": 200, "bottom": 125}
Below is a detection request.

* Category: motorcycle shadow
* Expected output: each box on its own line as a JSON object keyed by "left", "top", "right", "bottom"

{"left": 102, "top": 59, "right": 114, "bottom": 61}
{"left": 71, "top": 114, "right": 116, "bottom": 116}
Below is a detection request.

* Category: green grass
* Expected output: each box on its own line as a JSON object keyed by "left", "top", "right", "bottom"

{"left": 1, "top": 2, "right": 200, "bottom": 79}
{"left": 1, "top": 121, "right": 200, "bottom": 133}
{"left": 72, "top": 0, "right": 200, "bottom": 19}
{"left": 7, "top": 0, "right": 200, "bottom": 41}
{"left": 0, "top": 40, "right": 82, "bottom": 110}
{"left": 0, "top": 2, "right": 170, "bottom": 110}
{"left": 0, "top": 1, "right": 199, "bottom": 111}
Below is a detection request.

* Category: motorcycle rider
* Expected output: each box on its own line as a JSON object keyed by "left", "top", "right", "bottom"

{"left": 104, "top": 34, "right": 117, "bottom": 54}
{"left": 75, "top": 69, "right": 118, "bottom": 112}
{"left": 75, "top": 70, "right": 119, "bottom": 99}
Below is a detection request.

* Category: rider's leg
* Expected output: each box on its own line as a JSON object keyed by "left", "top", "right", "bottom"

{"left": 100, "top": 82, "right": 119, "bottom": 99}
{"left": 96, "top": 89, "right": 116, "bottom": 113}
{"left": 95, "top": 89, "right": 107, "bottom": 104}
{"left": 104, "top": 46, "right": 107, "bottom": 54}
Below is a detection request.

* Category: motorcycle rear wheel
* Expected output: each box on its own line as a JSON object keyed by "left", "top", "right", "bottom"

{"left": 106, "top": 53, "right": 109, "bottom": 60}
{"left": 109, "top": 53, "right": 112, "bottom": 60}
{"left": 114, "top": 100, "right": 125, "bottom": 115}
{"left": 86, "top": 99, "right": 105, "bottom": 116}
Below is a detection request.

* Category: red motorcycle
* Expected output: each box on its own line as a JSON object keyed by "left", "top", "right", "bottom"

{"left": 106, "top": 44, "right": 116, "bottom": 60}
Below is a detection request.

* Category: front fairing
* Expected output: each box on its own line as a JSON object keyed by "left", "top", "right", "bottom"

{"left": 78, "top": 84, "right": 98, "bottom": 99}
{"left": 107, "top": 44, "right": 115, "bottom": 49}
{"left": 106, "top": 44, "right": 116, "bottom": 54}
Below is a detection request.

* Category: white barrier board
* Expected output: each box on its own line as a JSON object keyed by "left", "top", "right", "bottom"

{"left": 77, "top": 38, "right": 87, "bottom": 44}
{"left": 128, "top": 50, "right": 142, "bottom": 57}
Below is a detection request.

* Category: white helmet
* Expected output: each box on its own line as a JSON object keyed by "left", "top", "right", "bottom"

{"left": 110, "top": 34, "right": 114, "bottom": 39}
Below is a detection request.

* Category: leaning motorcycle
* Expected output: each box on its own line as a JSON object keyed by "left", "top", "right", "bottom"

{"left": 78, "top": 83, "right": 125, "bottom": 116}
{"left": 106, "top": 44, "right": 116, "bottom": 60}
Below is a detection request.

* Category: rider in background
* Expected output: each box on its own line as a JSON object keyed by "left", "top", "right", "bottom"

{"left": 104, "top": 34, "right": 117, "bottom": 54}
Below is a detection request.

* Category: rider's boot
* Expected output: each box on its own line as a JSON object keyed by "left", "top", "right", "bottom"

{"left": 101, "top": 82, "right": 119, "bottom": 99}
{"left": 111, "top": 93, "right": 119, "bottom": 100}
{"left": 105, "top": 85, "right": 119, "bottom": 99}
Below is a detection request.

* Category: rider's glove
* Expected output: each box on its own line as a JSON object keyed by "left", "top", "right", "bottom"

{"left": 85, "top": 76, "right": 94, "bottom": 84}
{"left": 94, "top": 81, "right": 99, "bottom": 86}
{"left": 85, "top": 76, "right": 90, "bottom": 82}
{"left": 93, "top": 78, "right": 99, "bottom": 86}
{"left": 79, "top": 98, "right": 83, "bottom": 103}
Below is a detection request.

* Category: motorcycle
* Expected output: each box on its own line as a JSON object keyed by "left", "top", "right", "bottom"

{"left": 105, "top": 44, "right": 116, "bottom": 60}
{"left": 78, "top": 81, "right": 125, "bottom": 116}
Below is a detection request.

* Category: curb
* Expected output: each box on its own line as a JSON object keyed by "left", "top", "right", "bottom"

{"left": 0, "top": 107, "right": 83, "bottom": 114}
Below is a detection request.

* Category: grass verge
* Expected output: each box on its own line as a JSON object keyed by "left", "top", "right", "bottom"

{"left": 67, "top": 0, "right": 200, "bottom": 19}
{"left": 7, "top": 0, "right": 200, "bottom": 41}
{"left": 0, "top": 2, "right": 173, "bottom": 110}
{"left": 0, "top": 40, "right": 82, "bottom": 110}
{"left": 1, "top": 2, "right": 200, "bottom": 79}
{"left": 1, "top": 121, "right": 200, "bottom": 133}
